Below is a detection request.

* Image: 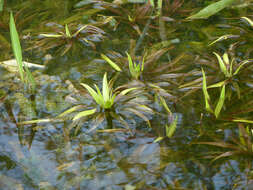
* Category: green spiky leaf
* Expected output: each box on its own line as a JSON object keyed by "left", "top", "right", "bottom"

{"left": 214, "top": 85, "right": 225, "bottom": 118}
{"left": 73, "top": 108, "right": 96, "bottom": 121}
{"left": 166, "top": 115, "right": 178, "bottom": 138}
{"left": 9, "top": 12, "right": 24, "bottom": 82}
{"left": 101, "top": 54, "right": 122, "bottom": 72}
{"left": 201, "top": 68, "right": 212, "bottom": 113}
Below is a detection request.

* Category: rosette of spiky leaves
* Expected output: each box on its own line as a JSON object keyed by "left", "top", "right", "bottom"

{"left": 55, "top": 73, "right": 154, "bottom": 133}
{"left": 33, "top": 23, "right": 105, "bottom": 55}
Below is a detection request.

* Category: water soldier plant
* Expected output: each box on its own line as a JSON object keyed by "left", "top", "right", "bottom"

{"left": 34, "top": 23, "right": 105, "bottom": 55}
{"left": 201, "top": 51, "right": 252, "bottom": 118}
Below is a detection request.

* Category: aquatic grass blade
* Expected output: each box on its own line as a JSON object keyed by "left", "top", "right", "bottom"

{"left": 9, "top": 12, "right": 24, "bottom": 82}
{"left": 73, "top": 108, "right": 96, "bottom": 121}
{"left": 213, "top": 52, "right": 228, "bottom": 76}
{"left": 101, "top": 54, "right": 122, "bottom": 72}
{"left": 187, "top": 0, "right": 235, "bottom": 19}
{"left": 166, "top": 115, "right": 178, "bottom": 138}
{"left": 201, "top": 68, "right": 212, "bottom": 113}
{"left": 214, "top": 85, "right": 225, "bottom": 118}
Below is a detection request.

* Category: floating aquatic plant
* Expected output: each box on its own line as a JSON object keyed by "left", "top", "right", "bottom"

{"left": 34, "top": 23, "right": 105, "bottom": 55}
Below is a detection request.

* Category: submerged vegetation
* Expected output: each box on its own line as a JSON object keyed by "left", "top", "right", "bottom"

{"left": 0, "top": 0, "right": 253, "bottom": 189}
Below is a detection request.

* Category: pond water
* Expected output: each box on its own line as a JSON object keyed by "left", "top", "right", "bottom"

{"left": 0, "top": 0, "right": 253, "bottom": 189}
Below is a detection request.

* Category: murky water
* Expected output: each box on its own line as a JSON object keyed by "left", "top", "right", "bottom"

{"left": 0, "top": 0, "right": 253, "bottom": 189}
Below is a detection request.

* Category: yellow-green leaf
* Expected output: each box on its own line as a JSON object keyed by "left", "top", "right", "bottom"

{"left": 166, "top": 115, "right": 178, "bottom": 138}
{"left": 241, "top": 17, "right": 253, "bottom": 27}
{"left": 213, "top": 52, "right": 228, "bottom": 76}
{"left": 101, "top": 54, "right": 122, "bottom": 72}
{"left": 40, "top": 34, "right": 63, "bottom": 38}
{"left": 232, "top": 119, "right": 253, "bottom": 124}
{"left": 19, "top": 119, "right": 51, "bottom": 125}
{"left": 10, "top": 12, "right": 24, "bottom": 82}
{"left": 201, "top": 68, "right": 212, "bottom": 113}
{"left": 215, "top": 85, "right": 225, "bottom": 118}
{"left": 57, "top": 105, "right": 84, "bottom": 118}
{"left": 154, "top": 136, "right": 164, "bottom": 143}
{"left": 65, "top": 24, "right": 71, "bottom": 37}
{"left": 187, "top": 0, "right": 235, "bottom": 19}
{"left": 73, "top": 108, "right": 96, "bottom": 121}
{"left": 208, "top": 80, "right": 226, "bottom": 88}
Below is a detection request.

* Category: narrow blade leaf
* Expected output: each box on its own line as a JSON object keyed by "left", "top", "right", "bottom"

{"left": 80, "top": 83, "right": 101, "bottom": 105}
{"left": 201, "top": 68, "right": 212, "bottom": 113}
{"left": 101, "top": 54, "right": 122, "bottom": 72}
{"left": 214, "top": 85, "right": 225, "bottom": 118}
{"left": 9, "top": 12, "right": 24, "bottom": 82}
{"left": 102, "top": 73, "right": 110, "bottom": 103}
{"left": 73, "top": 108, "right": 96, "bottom": 121}
{"left": 213, "top": 52, "right": 228, "bottom": 76}
{"left": 166, "top": 115, "right": 178, "bottom": 138}
{"left": 187, "top": 0, "right": 235, "bottom": 19}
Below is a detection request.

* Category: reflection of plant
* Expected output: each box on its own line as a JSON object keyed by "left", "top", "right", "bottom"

{"left": 34, "top": 23, "right": 105, "bottom": 55}
{"left": 199, "top": 123, "right": 253, "bottom": 162}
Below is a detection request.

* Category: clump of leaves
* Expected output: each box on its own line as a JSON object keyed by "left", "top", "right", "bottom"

{"left": 33, "top": 23, "right": 105, "bottom": 55}
{"left": 201, "top": 67, "right": 226, "bottom": 118}
{"left": 102, "top": 51, "right": 144, "bottom": 80}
